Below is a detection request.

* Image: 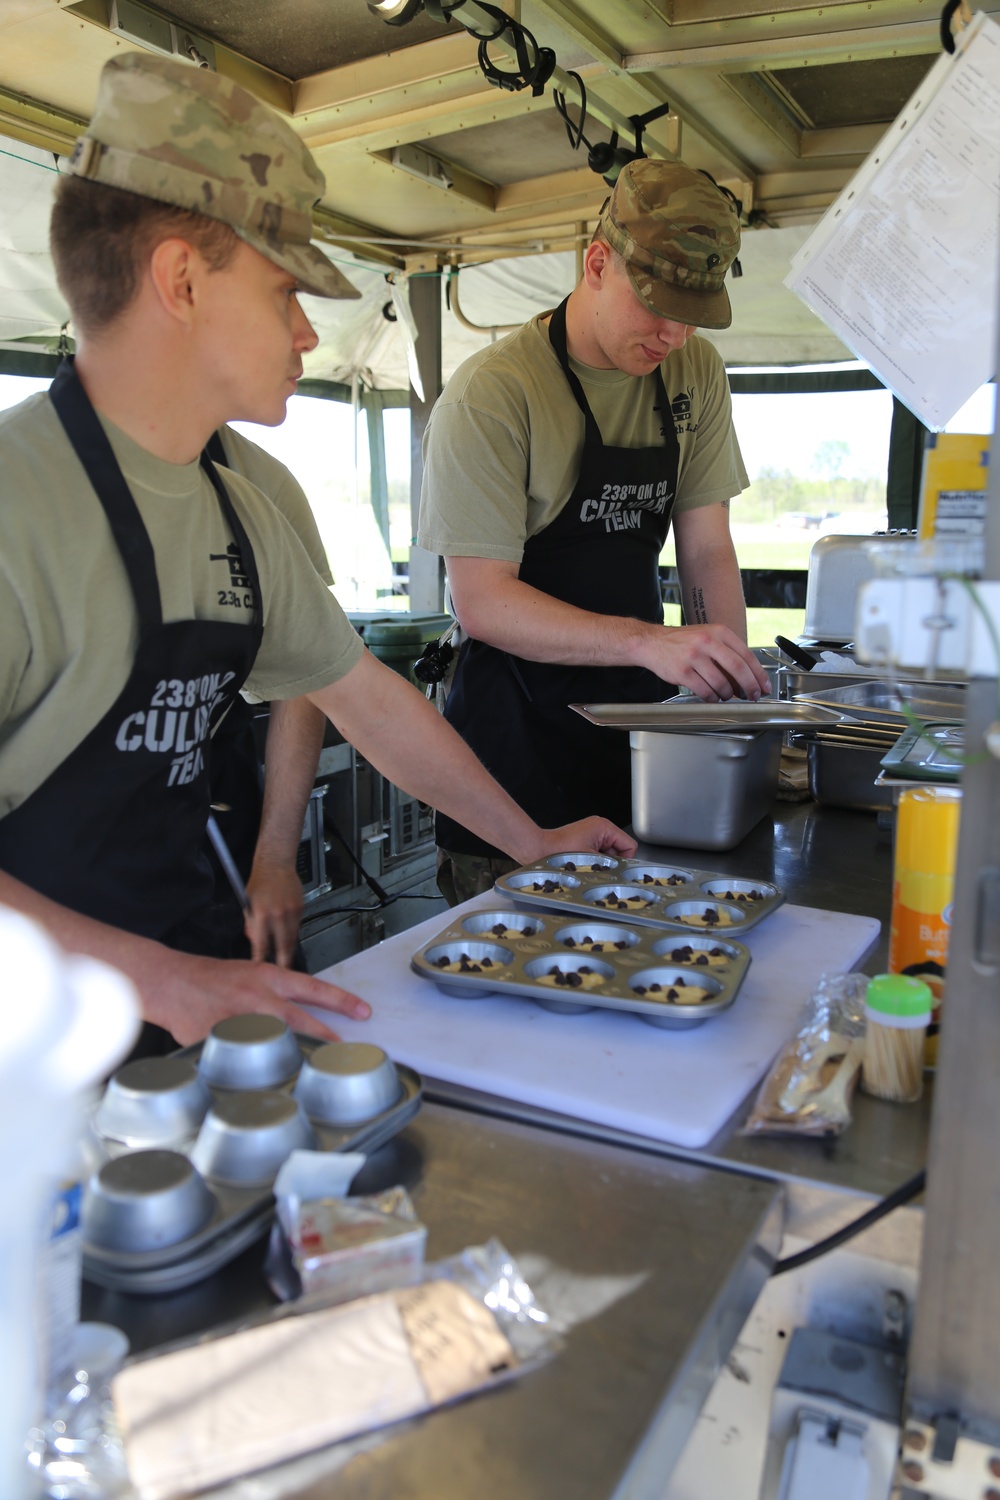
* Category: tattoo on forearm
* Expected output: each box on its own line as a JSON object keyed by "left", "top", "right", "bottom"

{"left": 690, "top": 587, "right": 708, "bottom": 624}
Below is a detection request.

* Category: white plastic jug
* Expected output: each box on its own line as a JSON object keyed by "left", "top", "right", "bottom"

{"left": 0, "top": 907, "right": 139, "bottom": 1500}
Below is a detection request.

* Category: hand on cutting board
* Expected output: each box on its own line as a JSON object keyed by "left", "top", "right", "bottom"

{"left": 533, "top": 818, "right": 637, "bottom": 862}
{"left": 145, "top": 952, "right": 372, "bottom": 1046}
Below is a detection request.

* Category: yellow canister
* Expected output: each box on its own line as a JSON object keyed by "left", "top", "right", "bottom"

{"left": 888, "top": 786, "right": 962, "bottom": 1067}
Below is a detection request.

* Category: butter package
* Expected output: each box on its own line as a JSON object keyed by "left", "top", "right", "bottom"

{"left": 271, "top": 1186, "right": 427, "bottom": 1304}
{"left": 888, "top": 786, "right": 962, "bottom": 1067}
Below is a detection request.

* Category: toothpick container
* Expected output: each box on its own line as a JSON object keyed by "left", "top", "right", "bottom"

{"left": 862, "top": 974, "right": 933, "bottom": 1104}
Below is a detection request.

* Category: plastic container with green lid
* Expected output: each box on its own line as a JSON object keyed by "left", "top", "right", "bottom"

{"left": 862, "top": 974, "right": 932, "bottom": 1103}
{"left": 353, "top": 614, "right": 453, "bottom": 687}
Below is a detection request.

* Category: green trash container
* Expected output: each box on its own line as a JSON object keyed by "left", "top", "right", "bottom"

{"left": 353, "top": 613, "right": 453, "bottom": 687}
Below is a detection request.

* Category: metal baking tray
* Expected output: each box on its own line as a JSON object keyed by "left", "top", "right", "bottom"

{"left": 493, "top": 855, "right": 783, "bottom": 935}
{"left": 410, "top": 905, "right": 752, "bottom": 1030}
{"left": 571, "top": 700, "right": 853, "bottom": 732}
{"left": 792, "top": 679, "right": 966, "bottom": 728}
{"left": 83, "top": 1038, "right": 422, "bottom": 1294}
{"left": 803, "top": 724, "right": 901, "bottom": 749}
{"left": 879, "top": 722, "right": 964, "bottom": 783}
{"left": 803, "top": 740, "right": 894, "bottom": 812}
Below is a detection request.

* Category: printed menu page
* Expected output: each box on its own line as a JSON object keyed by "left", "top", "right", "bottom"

{"left": 786, "top": 11, "right": 1000, "bottom": 430}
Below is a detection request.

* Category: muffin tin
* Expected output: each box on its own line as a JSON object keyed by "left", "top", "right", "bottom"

{"left": 83, "top": 1017, "right": 422, "bottom": 1295}
{"left": 494, "top": 854, "right": 783, "bottom": 935}
{"left": 411, "top": 905, "right": 752, "bottom": 1030}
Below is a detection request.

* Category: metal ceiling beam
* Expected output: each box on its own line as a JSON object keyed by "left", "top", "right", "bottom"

{"left": 295, "top": 33, "right": 654, "bottom": 161}
{"left": 0, "top": 86, "right": 86, "bottom": 155}
{"left": 64, "top": 0, "right": 293, "bottom": 110}
{"left": 627, "top": 19, "right": 950, "bottom": 71}
{"left": 525, "top": 0, "right": 755, "bottom": 177}
{"left": 800, "top": 122, "right": 887, "bottom": 159}
{"left": 311, "top": 205, "right": 406, "bottom": 270}
{"left": 294, "top": 30, "right": 479, "bottom": 116}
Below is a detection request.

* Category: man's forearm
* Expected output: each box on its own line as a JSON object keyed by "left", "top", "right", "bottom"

{"left": 680, "top": 542, "right": 748, "bottom": 638}
{"left": 445, "top": 554, "right": 766, "bottom": 701}
{"left": 0, "top": 869, "right": 165, "bottom": 977}
{"left": 448, "top": 561, "right": 660, "bottom": 669}
{"left": 309, "top": 654, "right": 549, "bottom": 864}
{"left": 255, "top": 697, "right": 326, "bottom": 866}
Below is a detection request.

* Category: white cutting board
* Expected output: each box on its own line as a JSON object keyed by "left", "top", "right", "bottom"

{"left": 314, "top": 898, "right": 880, "bottom": 1150}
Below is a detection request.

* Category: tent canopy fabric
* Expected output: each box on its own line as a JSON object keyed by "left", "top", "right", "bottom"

{"left": 0, "top": 139, "right": 852, "bottom": 388}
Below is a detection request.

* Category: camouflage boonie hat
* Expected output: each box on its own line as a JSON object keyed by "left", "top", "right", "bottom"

{"left": 66, "top": 51, "right": 359, "bottom": 300}
{"left": 598, "top": 159, "right": 740, "bottom": 329}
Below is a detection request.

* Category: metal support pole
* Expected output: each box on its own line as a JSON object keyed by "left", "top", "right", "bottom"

{"left": 407, "top": 272, "right": 445, "bottom": 615}
{"left": 363, "top": 387, "right": 391, "bottom": 557}
{"left": 905, "top": 395, "right": 1000, "bottom": 1443}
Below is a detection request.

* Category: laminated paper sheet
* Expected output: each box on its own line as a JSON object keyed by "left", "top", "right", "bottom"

{"left": 786, "top": 11, "right": 1000, "bottom": 429}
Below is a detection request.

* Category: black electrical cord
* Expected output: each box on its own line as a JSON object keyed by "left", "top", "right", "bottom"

{"left": 770, "top": 1168, "right": 926, "bottom": 1277}
{"left": 940, "top": 0, "right": 965, "bottom": 53}
{"left": 474, "top": 8, "right": 555, "bottom": 96}
{"left": 554, "top": 71, "right": 590, "bottom": 153}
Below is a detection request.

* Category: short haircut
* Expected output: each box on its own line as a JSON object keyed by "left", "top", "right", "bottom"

{"left": 50, "top": 176, "right": 240, "bottom": 337}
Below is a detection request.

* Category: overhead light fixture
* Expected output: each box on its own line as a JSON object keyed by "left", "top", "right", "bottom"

{"left": 390, "top": 143, "right": 453, "bottom": 191}
{"left": 108, "top": 0, "right": 215, "bottom": 68}
{"left": 554, "top": 76, "right": 673, "bottom": 184}
{"left": 366, "top": 0, "right": 555, "bottom": 96}
{"left": 366, "top": 0, "right": 423, "bottom": 24}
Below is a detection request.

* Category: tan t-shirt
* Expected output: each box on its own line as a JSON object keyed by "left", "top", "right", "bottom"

{"left": 0, "top": 394, "right": 364, "bottom": 816}
{"left": 418, "top": 314, "right": 748, "bottom": 561}
{"left": 217, "top": 426, "right": 334, "bottom": 587}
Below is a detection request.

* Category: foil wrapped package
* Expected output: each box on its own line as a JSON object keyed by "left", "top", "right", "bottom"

{"left": 266, "top": 1158, "right": 426, "bottom": 1304}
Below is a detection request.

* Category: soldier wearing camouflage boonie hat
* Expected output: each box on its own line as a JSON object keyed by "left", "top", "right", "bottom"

{"left": 598, "top": 159, "right": 740, "bottom": 330}
{"left": 67, "top": 51, "right": 359, "bottom": 301}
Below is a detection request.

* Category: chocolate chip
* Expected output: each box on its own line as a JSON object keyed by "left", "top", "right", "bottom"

{"left": 695, "top": 954, "right": 709, "bottom": 966}
{"left": 567, "top": 971, "right": 583, "bottom": 988}
{"left": 703, "top": 908, "right": 719, "bottom": 924}
{"left": 614, "top": 940, "right": 626, "bottom": 950}
{"left": 490, "top": 924, "right": 507, "bottom": 937}
{"left": 564, "top": 936, "right": 576, "bottom": 948}
{"left": 563, "top": 862, "right": 577, "bottom": 872}
{"left": 667, "top": 987, "right": 679, "bottom": 1001}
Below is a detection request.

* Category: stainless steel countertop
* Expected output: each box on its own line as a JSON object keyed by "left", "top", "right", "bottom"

{"left": 84, "top": 1103, "right": 782, "bottom": 1500}
{"left": 425, "top": 800, "right": 932, "bottom": 1202}
{"left": 81, "top": 799, "right": 922, "bottom": 1497}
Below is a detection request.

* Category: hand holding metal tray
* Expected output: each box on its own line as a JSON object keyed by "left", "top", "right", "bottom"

{"left": 83, "top": 1016, "right": 422, "bottom": 1295}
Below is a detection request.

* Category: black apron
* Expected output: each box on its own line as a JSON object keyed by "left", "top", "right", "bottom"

{"left": 200, "top": 430, "right": 266, "bottom": 955}
{"left": 0, "top": 361, "right": 264, "bottom": 977}
{"left": 437, "top": 298, "right": 680, "bottom": 856}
